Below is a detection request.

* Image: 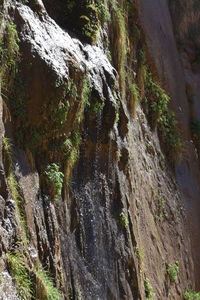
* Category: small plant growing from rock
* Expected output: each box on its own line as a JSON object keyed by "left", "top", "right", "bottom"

{"left": 79, "top": 3, "right": 99, "bottom": 44}
{"left": 156, "top": 196, "right": 167, "bottom": 221}
{"left": 144, "top": 276, "right": 155, "bottom": 299}
{"left": 129, "top": 82, "right": 140, "bottom": 118}
{"left": 145, "top": 72, "right": 184, "bottom": 163}
{"left": 2, "top": 135, "right": 12, "bottom": 168}
{"left": 145, "top": 72, "right": 169, "bottom": 127}
{"left": 135, "top": 245, "right": 144, "bottom": 271}
{"left": 44, "top": 163, "right": 64, "bottom": 201}
{"left": 167, "top": 260, "right": 179, "bottom": 283}
{"left": 2, "top": 136, "right": 28, "bottom": 245}
{"left": 119, "top": 209, "right": 129, "bottom": 229}
{"left": 110, "top": 0, "right": 127, "bottom": 99}
{"left": 0, "top": 20, "right": 20, "bottom": 87}
{"left": 35, "top": 267, "right": 62, "bottom": 299}
{"left": 7, "top": 252, "right": 33, "bottom": 299}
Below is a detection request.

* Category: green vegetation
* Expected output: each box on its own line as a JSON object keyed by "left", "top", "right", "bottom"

{"left": 80, "top": 4, "right": 99, "bottom": 43}
{"left": 35, "top": 267, "right": 62, "bottom": 300}
{"left": 167, "top": 261, "right": 179, "bottom": 283}
{"left": 2, "top": 135, "right": 12, "bottom": 167}
{"left": 116, "top": 149, "right": 122, "bottom": 162}
{"left": 145, "top": 72, "right": 184, "bottom": 162}
{"left": 7, "top": 252, "right": 62, "bottom": 300}
{"left": 162, "top": 110, "right": 185, "bottom": 161}
{"left": 63, "top": 131, "right": 81, "bottom": 164}
{"left": 145, "top": 72, "right": 169, "bottom": 126}
{"left": 54, "top": 0, "right": 109, "bottom": 44}
{"left": 53, "top": 78, "right": 77, "bottom": 129}
{"left": 77, "top": 75, "right": 91, "bottom": 123}
{"left": 156, "top": 197, "right": 167, "bottom": 221}
{"left": 137, "top": 50, "right": 147, "bottom": 97}
{"left": 2, "top": 135, "right": 12, "bottom": 155}
{"left": 53, "top": 99, "right": 70, "bottom": 127}
{"left": 7, "top": 252, "right": 33, "bottom": 299}
{"left": 0, "top": 20, "right": 19, "bottom": 89}
{"left": 119, "top": 209, "right": 129, "bottom": 229}
{"left": 63, "top": 130, "right": 82, "bottom": 185}
{"left": 44, "top": 163, "right": 64, "bottom": 201}
{"left": 135, "top": 245, "right": 144, "bottom": 271}
{"left": 8, "top": 174, "right": 28, "bottom": 245}
{"left": 89, "top": 100, "right": 104, "bottom": 114}
{"left": 2, "top": 135, "right": 28, "bottom": 245}
{"left": 78, "top": 0, "right": 110, "bottom": 43}
{"left": 96, "top": 0, "right": 110, "bottom": 24}
{"left": 184, "top": 290, "right": 200, "bottom": 300}
{"left": 130, "top": 82, "right": 140, "bottom": 104}
{"left": 110, "top": 0, "right": 127, "bottom": 99}
{"left": 144, "top": 276, "right": 155, "bottom": 299}
{"left": 129, "top": 81, "right": 140, "bottom": 117}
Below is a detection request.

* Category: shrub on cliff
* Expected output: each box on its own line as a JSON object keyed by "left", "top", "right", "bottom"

{"left": 44, "top": 163, "right": 64, "bottom": 201}
{"left": 145, "top": 72, "right": 184, "bottom": 163}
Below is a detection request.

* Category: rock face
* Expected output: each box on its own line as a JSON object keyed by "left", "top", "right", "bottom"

{"left": 0, "top": 0, "right": 200, "bottom": 299}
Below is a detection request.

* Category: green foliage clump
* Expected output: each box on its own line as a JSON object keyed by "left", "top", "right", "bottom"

{"left": 130, "top": 82, "right": 140, "bottom": 104}
{"left": 184, "top": 290, "right": 200, "bottom": 300}
{"left": 44, "top": 163, "right": 64, "bottom": 201}
{"left": 53, "top": 78, "right": 77, "bottom": 128}
{"left": 7, "top": 252, "right": 33, "bottom": 299}
{"left": 110, "top": 0, "right": 127, "bottom": 99}
{"left": 137, "top": 49, "right": 147, "bottom": 97}
{"left": 167, "top": 261, "right": 179, "bottom": 283}
{"left": 80, "top": 3, "right": 99, "bottom": 44}
{"left": 65, "top": 131, "right": 82, "bottom": 165}
{"left": 53, "top": 99, "right": 70, "bottom": 127}
{"left": 119, "top": 209, "right": 129, "bottom": 229}
{"left": 89, "top": 100, "right": 104, "bottom": 114}
{"left": 0, "top": 20, "right": 19, "bottom": 88}
{"left": 144, "top": 276, "right": 155, "bottom": 299}
{"left": 62, "top": 130, "right": 82, "bottom": 186}
{"left": 2, "top": 135, "right": 12, "bottom": 165}
{"left": 82, "top": 76, "right": 91, "bottom": 106}
{"left": 7, "top": 253, "right": 62, "bottom": 300}
{"left": 128, "top": 81, "right": 140, "bottom": 118}
{"left": 145, "top": 72, "right": 169, "bottom": 126}
{"left": 76, "top": 75, "right": 91, "bottom": 123}
{"left": 162, "top": 110, "right": 184, "bottom": 160}
{"left": 96, "top": 0, "right": 110, "bottom": 24}
{"left": 145, "top": 72, "right": 184, "bottom": 162}
{"left": 35, "top": 268, "right": 62, "bottom": 300}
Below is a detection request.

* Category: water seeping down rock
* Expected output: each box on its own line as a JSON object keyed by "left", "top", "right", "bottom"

{"left": 0, "top": 0, "right": 200, "bottom": 299}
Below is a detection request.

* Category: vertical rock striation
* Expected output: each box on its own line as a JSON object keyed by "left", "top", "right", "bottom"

{"left": 0, "top": 0, "right": 200, "bottom": 299}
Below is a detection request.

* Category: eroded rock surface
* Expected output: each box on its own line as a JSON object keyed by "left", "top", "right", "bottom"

{"left": 0, "top": 0, "right": 200, "bottom": 299}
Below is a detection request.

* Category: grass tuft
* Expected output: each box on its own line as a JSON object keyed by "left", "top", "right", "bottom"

{"left": 35, "top": 267, "right": 62, "bottom": 300}
{"left": 167, "top": 261, "right": 179, "bottom": 283}
{"left": 7, "top": 252, "right": 33, "bottom": 299}
{"left": 144, "top": 276, "right": 155, "bottom": 299}
{"left": 44, "top": 163, "right": 64, "bottom": 202}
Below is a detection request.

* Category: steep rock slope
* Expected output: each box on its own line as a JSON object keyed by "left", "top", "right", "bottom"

{"left": 138, "top": 0, "right": 200, "bottom": 288}
{"left": 0, "top": 0, "right": 199, "bottom": 299}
